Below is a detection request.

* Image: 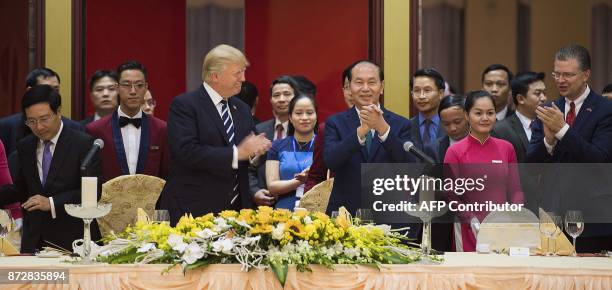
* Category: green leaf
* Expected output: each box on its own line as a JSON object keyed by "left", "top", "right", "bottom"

{"left": 270, "top": 262, "right": 288, "bottom": 287}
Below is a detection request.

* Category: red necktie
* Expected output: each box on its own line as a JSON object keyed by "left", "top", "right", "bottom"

{"left": 275, "top": 124, "right": 284, "bottom": 140}
{"left": 566, "top": 102, "right": 576, "bottom": 126}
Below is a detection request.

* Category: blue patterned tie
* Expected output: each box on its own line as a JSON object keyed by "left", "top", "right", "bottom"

{"left": 220, "top": 100, "right": 239, "bottom": 205}
{"left": 42, "top": 141, "right": 52, "bottom": 185}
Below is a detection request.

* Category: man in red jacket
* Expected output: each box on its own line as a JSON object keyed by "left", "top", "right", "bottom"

{"left": 86, "top": 61, "right": 169, "bottom": 183}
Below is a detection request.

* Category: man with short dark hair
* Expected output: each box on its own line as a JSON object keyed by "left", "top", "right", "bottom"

{"left": 0, "top": 68, "right": 84, "bottom": 155}
{"left": 482, "top": 64, "right": 515, "bottom": 121}
{"left": 80, "top": 70, "right": 119, "bottom": 125}
{"left": 494, "top": 71, "right": 547, "bottom": 162}
{"left": 527, "top": 44, "right": 612, "bottom": 253}
{"left": 409, "top": 68, "right": 447, "bottom": 150}
{"left": 0, "top": 85, "right": 101, "bottom": 253}
{"left": 86, "top": 61, "right": 169, "bottom": 183}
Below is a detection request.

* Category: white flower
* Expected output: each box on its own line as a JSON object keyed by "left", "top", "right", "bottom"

{"left": 240, "top": 235, "right": 261, "bottom": 246}
{"left": 375, "top": 224, "right": 392, "bottom": 235}
{"left": 303, "top": 216, "right": 313, "bottom": 225}
{"left": 196, "top": 228, "right": 218, "bottom": 239}
{"left": 272, "top": 223, "right": 285, "bottom": 240}
{"left": 167, "top": 234, "right": 188, "bottom": 253}
{"left": 343, "top": 247, "right": 361, "bottom": 258}
{"left": 182, "top": 242, "right": 204, "bottom": 264}
{"left": 213, "top": 218, "right": 230, "bottom": 232}
{"left": 235, "top": 219, "right": 252, "bottom": 229}
{"left": 212, "top": 238, "right": 234, "bottom": 254}
{"left": 296, "top": 240, "right": 311, "bottom": 253}
{"left": 137, "top": 243, "right": 156, "bottom": 253}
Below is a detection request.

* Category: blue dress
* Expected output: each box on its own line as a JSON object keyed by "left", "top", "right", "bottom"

{"left": 267, "top": 135, "right": 315, "bottom": 210}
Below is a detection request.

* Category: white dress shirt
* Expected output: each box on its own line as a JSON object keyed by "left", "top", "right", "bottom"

{"left": 37, "top": 121, "right": 63, "bottom": 219}
{"left": 496, "top": 104, "right": 509, "bottom": 121}
{"left": 118, "top": 107, "right": 142, "bottom": 174}
{"left": 544, "top": 86, "right": 590, "bottom": 154}
{"left": 203, "top": 81, "right": 239, "bottom": 169}
{"left": 515, "top": 110, "right": 535, "bottom": 142}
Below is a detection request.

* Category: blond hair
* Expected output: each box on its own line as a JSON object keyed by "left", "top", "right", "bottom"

{"left": 202, "top": 44, "right": 249, "bottom": 82}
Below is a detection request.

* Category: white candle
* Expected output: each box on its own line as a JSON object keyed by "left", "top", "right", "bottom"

{"left": 81, "top": 177, "right": 97, "bottom": 208}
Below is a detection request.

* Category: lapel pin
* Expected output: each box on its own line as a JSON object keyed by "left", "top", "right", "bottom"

{"left": 232, "top": 105, "right": 237, "bottom": 110}
{"left": 586, "top": 107, "right": 592, "bottom": 112}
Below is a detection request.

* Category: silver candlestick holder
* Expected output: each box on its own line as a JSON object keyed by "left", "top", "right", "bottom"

{"left": 64, "top": 203, "right": 111, "bottom": 264}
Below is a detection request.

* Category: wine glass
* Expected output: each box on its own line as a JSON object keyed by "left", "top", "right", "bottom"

{"left": 0, "top": 209, "right": 14, "bottom": 257}
{"left": 539, "top": 212, "right": 561, "bottom": 256}
{"left": 356, "top": 209, "right": 374, "bottom": 225}
{"left": 564, "top": 210, "right": 584, "bottom": 256}
{"left": 153, "top": 210, "right": 170, "bottom": 225}
{"left": 549, "top": 215, "right": 563, "bottom": 256}
{"left": 331, "top": 211, "right": 339, "bottom": 219}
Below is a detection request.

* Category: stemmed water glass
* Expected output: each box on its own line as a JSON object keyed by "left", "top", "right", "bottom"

{"left": 356, "top": 209, "right": 374, "bottom": 225}
{"left": 564, "top": 210, "right": 584, "bottom": 256}
{"left": 153, "top": 210, "right": 170, "bottom": 225}
{"left": 539, "top": 212, "right": 562, "bottom": 256}
{"left": 0, "top": 209, "right": 14, "bottom": 257}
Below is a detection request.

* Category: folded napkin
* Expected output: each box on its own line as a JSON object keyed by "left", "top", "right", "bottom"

{"left": 0, "top": 238, "right": 19, "bottom": 255}
{"left": 534, "top": 209, "right": 574, "bottom": 256}
{"left": 137, "top": 208, "right": 150, "bottom": 223}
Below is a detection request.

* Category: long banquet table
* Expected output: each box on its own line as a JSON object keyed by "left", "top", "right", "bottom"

{"left": 0, "top": 252, "right": 611, "bottom": 290}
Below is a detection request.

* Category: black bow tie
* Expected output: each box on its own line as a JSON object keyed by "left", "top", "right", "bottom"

{"left": 119, "top": 116, "right": 142, "bottom": 128}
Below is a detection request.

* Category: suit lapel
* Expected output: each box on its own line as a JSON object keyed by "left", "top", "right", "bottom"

{"left": 136, "top": 113, "right": 150, "bottom": 173}
{"left": 410, "top": 117, "right": 422, "bottom": 149}
{"left": 346, "top": 108, "right": 368, "bottom": 160}
{"left": 199, "top": 85, "right": 230, "bottom": 145}
{"left": 111, "top": 111, "right": 130, "bottom": 175}
{"left": 509, "top": 115, "right": 529, "bottom": 149}
{"left": 572, "top": 91, "right": 596, "bottom": 131}
{"left": 23, "top": 136, "right": 43, "bottom": 193}
{"left": 43, "top": 127, "right": 71, "bottom": 192}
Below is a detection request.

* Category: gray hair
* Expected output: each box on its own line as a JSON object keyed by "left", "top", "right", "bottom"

{"left": 555, "top": 44, "right": 591, "bottom": 71}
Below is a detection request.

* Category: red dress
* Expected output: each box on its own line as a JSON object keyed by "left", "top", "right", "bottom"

{"left": 444, "top": 134, "right": 524, "bottom": 251}
{"left": 1, "top": 140, "right": 22, "bottom": 220}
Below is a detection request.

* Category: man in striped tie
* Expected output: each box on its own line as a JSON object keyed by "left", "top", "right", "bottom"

{"left": 160, "top": 44, "right": 271, "bottom": 225}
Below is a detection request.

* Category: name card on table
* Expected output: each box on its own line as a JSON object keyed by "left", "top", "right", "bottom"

{"left": 509, "top": 247, "right": 530, "bottom": 257}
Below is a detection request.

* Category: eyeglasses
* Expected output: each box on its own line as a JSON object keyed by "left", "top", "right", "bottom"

{"left": 119, "top": 82, "right": 147, "bottom": 90}
{"left": 411, "top": 88, "right": 436, "bottom": 96}
{"left": 145, "top": 99, "right": 157, "bottom": 107}
{"left": 25, "top": 113, "right": 56, "bottom": 127}
{"left": 551, "top": 71, "right": 580, "bottom": 80}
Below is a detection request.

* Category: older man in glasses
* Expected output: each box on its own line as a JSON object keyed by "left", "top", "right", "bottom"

{"left": 86, "top": 61, "right": 169, "bottom": 183}
{"left": 0, "top": 85, "right": 102, "bottom": 253}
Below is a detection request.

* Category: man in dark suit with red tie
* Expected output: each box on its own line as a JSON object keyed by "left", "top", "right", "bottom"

{"left": 527, "top": 44, "right": 612, "bottom": 253}
{"left": 86, "top": 61, "right": 169, "bottom": 183}
{"left": 159, "top": 45, "right": 271, "bottom": 225}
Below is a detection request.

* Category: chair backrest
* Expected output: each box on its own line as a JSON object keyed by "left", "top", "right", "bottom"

{"left": 299, "top": 178, "right": 334, "bottom": 213}
{"left": 96, "top": 174, "right": 165, "bottom": 237}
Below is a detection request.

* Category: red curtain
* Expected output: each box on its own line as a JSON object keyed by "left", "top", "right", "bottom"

{"left": 245, "top": 0, "right": 369, "bottom": 122}
{"left": 0, "top": 1, "right": 29, "bottom": 117}
{"left": 85, "top": 0, "right": 186, "bottom": 121}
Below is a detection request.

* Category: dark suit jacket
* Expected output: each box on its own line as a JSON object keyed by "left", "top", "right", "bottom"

{"left": 0, "top": 113, "right": 85, "bottom": 155}
{"left": 0, "top": 126, "right": 101, "bottom": 253}
{"left": 423, "top": 135, "right": 451, "bottom": 164}
{"left": 159, "top": 85, "right": 256, "bottom": 224}
{"left": 85, "top": 112, "right": 170, "bottom": 183}
{"left": 409, "top": 115, "right": 446, "bottom": 151}
{"left": 493, "top": 113, "right": 529, "bottom": 163}
{"left": 324, "top": 107, "right": 413, "bottom": 215}
{"left": 527, "top": 91, "right": 612, "bottom": 236}
{"left": 248, "top": 118, "right": 275, "bottom": 196}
